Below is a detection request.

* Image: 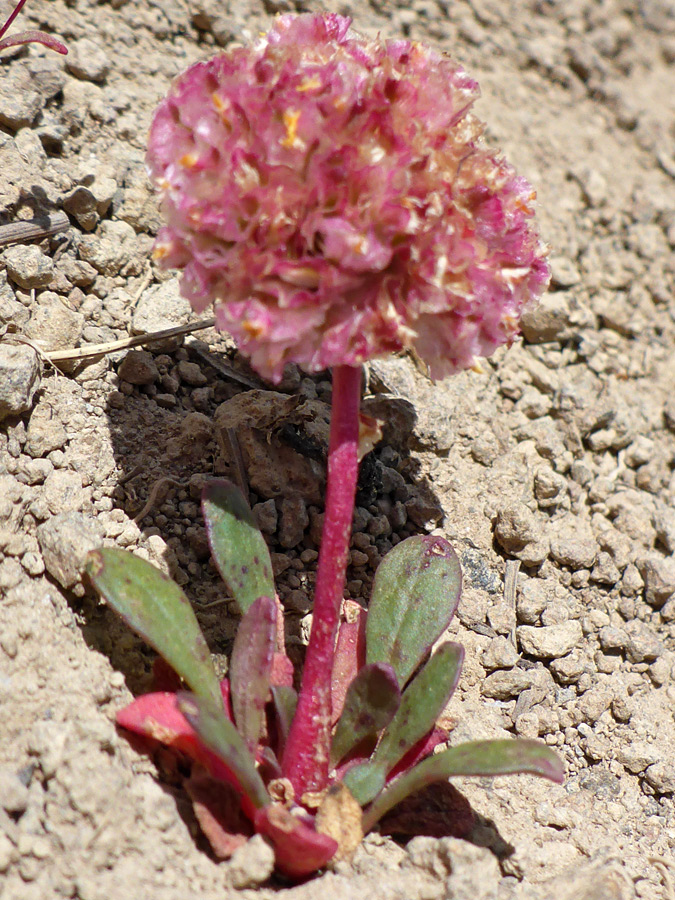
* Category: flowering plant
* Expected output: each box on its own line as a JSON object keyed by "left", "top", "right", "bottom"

{"left": 88, "top": 13, "right": 560, "bottom": 879}
{"left": 87, "top": 481, "right": 562, "bottom": 877}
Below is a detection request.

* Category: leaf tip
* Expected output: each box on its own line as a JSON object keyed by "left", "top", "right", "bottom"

{"left": 85, "top": 549, "right": 104, "bottom": 578}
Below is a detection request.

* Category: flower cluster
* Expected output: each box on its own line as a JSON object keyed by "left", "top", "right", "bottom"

{"left": 147, "top": 13, "right": 549, "bottom": 382}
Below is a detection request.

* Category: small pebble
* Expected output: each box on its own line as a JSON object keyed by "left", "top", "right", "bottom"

{"left": 178, "top": 360, "right": 207, "bottom": 386}
{"left": 0, "top": 767, "right": 29, "bottom": 814}
{"left": 278, "top": 496, "right": 308, "bottom": 548}
{"left": 0, "top": 344, "right": 40, "bottom": 422}
{"left": 3, "top": 244, "right": 53, "bottom": 289}
{"left": 517, "top": 621, "right": 582, "bottom": 659}
{"left": 636, "top": 556, "right": 675, "bottom": 608}
{"left": 549, "top": 520, "right": 599, "bottom": 569}
{"left": 623, "top": 620, "right": 663, "bottom": 663}
{"left": 516, "top": 580, "right": 549, "bottom": 624}
{"left": 481, "top": 636, "right": 519, "bottom": 671}
{"left": 36, "top": 512, "right": 105, "bottom": 591}
{"left": 66, "top": 38, "right": 111, "bottom": 83}
{"left": 481, "top": 668, "right": 538, "bottom": 699}
{"left": 350, "top": 549, "right": 369, "bottom": 567}
{"left": 118, "top": 350, "right": 159, "bottom": 385}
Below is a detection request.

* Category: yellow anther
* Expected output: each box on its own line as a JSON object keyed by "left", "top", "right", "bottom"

{"left": 242, "top": 319, "right": 265, "bottom": 338}
{"left": 281, "top": 109, "right": 302, "bottom": 149}
{"left": 179, "top": 152, "right": 198, "bottom": 168}
{"left": 296, "top": 76, "right": 322, "bottom": 92}
{"left": 516, "top": 190, "right": 536, "bottom": 213}
{"left": 152, "top": 243, "right": 171, "bottom": 261}
{"left": 211, "top": 92, "right": 231, "bottom": 124}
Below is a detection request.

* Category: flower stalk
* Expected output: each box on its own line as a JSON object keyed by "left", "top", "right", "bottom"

{"left": 283, "top": 364, "right": 362, "bottom": 798}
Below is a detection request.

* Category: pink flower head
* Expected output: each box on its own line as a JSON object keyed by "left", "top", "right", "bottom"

{"left": 147, "top": 13, "right": 549, "bottom": 382}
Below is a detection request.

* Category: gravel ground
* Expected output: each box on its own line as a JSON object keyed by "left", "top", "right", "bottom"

{"left": 1, "top": 1, "right": 674, "bottom": 898}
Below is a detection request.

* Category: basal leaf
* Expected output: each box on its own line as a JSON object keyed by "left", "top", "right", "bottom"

{"left": 254, "top": 804, "right": 337, "bottom": 878}
{"left": 366, "top": 535, "right": 462, "bottom": 686}
{"left": 363, "top": 739, "right": 565, "bottom": 831}
{"left": 179, "top": 693, "right": 270, "bottom": 810}
{"left": 342, "top": 760, "right": 387, "bottom": 807}
{"left": 271, "top": 685, "right": 297, "bottom": 753}
{"left": 202, "top": 479, "right": 275, "bottom": 614}
{"left": 86, "top": 548, "right": 221, "bottom": 709}
{"left": 351, "top": 643, "right": 464, "bottom": 805}
{"left": 331, "top": 600, "right": 367, "bottom": 724}
{"left": 373, "top": 643, "right": 463, "bottom": 769}
{"left": 330, "top": 663, "right": 400, "bottom": 768}
{"left": 230, "top": 595, "right": 276, "bottom": 754}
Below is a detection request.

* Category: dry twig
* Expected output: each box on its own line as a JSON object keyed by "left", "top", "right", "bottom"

{"left": 0, "top": 210, "right": 70, "bottom": 247}
{"left": 44, "top": 318, "right": 217, "bottom": 362}
{"left": 504, "top": 558, "right": 520, "bottom": 649}
{"left": 132, "top": 476, "right": 188, "bottom": 524}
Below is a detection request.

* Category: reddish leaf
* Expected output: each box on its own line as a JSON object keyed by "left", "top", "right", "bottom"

{"left": 179, "top": 693, "right": 270, "bottom": 811}
{"left": 330, "top": 663, "right": 400, "bottom": 768}
{"left": 230, "top": 595, "right": 276, "bottom": 753}
{"left": 185, "top": 771, "right": 253, "bottom": 858}
{"left": 271, "top": 652, "right": 294, "bottom": 687}
{"left": 331, "top": 600, "right": 366, "bottom": 724}
{"left": 254, "top": 804, "right": 337, "bottom": 878}
{"left": 118, "top": 691, "right": 203, "bottom": 742}
{"left": 116, "top": 690, "right": 258, "bottom": 819}
{"left": 386, "top": 725, "right": 448, "bottom": 782}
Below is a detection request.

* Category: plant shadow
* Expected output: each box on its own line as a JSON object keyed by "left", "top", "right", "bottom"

{"left": 81, "top": 335, "right": 444, "bottom": 695}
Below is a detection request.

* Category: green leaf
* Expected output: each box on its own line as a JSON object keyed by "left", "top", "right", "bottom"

{"left": 362, "top": 739, "right": 565, "bottom": 831}
{"left": 271, "top": 685, "right": 297, "bottom": 752}
{"left": 86, "top": 548, "right": 221, "bottom": 709}
{"left": 366, "top": 535, "right": 462, "bottom": 686}
{"left": 330, "top": 663, "right": 400, "bottom": 768}
{"left": 230, "top": 595, "right": 276, "bottom": 754}
{"left": 347, "top": 643, "right": 464, "bottom": 805}
{"left": 178, "top": 693, "right": 270, "bottom": 809}
{"left": 202, "top": 479, "right": 275, "bottom": 614}
{"left": 373, "top": 643, "right": 463, "bottom": 769}
{"left": 342, "top": 760, "right": 387, "bottom": 806}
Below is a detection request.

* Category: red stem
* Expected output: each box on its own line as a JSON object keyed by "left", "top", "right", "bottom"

{"left": 281, "top": 365, "right": 361, "bottom": 799}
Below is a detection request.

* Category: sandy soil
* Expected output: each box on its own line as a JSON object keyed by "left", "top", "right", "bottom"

{"left": 1, "top": 0, "right": 675, "bottom": 897}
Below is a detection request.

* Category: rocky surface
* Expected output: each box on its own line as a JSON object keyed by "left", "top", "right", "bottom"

{"left": 0, "top": 0, "right": 674, "bottom": 898}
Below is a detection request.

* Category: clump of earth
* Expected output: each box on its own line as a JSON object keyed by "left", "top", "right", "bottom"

{"left": 0, "top": 1, "right": 674, "bottom": 898}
